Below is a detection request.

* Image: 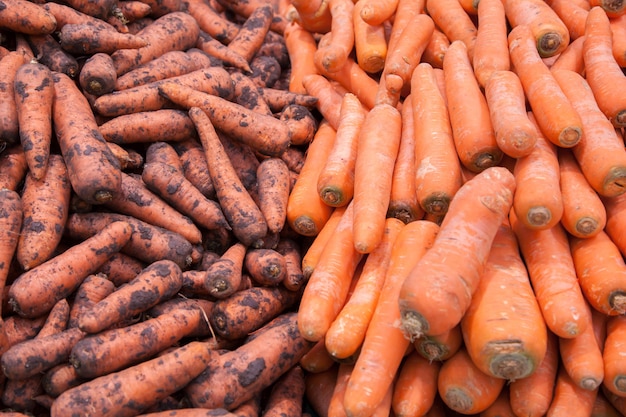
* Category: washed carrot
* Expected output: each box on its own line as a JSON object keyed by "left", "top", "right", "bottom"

{"left": 0, "top": 0, "right": 57, "bottom": 34}
{"left": 398, "top": 166, "right": 516, "bottom": 338}
{"left": 570, "top": 230, "right": 626, "bottom": 315}
{"left": 392, "top": 350, "right": 440, "bottom": 417}
{"left": 385, "top": 0, "right": 424, "bottom": 60}
{"left": 27, "top": 34, "right": 80, "bottom": 78}
{"left": 0, "top": 189, "right": 22, "bottom": 317}
{"left": 461, "top": 220, "right": 548, "bottom": 381}
{"left": 300, "top": 205, "right": 344, "bottom": 280}
{"left": 313, "top": 0, "right": 354, "bottom": 74}
{"left": 609, "top": 13, "right": 626, "bottom": 67}
{"left": 545, "top": 0, "right": 589, "bottom": 41}
{"left": 227, "top": 4, "right": 274, "bottom": 63}
{"left": 550, "top": 35, "right": 587, "bottom": 74}
{"left": 444, "top": 40, "right": 502, "bottom": 172}
{"left": 592, "top": 391, "right": 624, "bottom": 417}
{"left": 314, "top": 55, "right": 379, "bottom": 110}
{"left": 411, "top": 63, "right": 463, "bottom": 216}
{"left": 437, "top": 347, "right": 505, "bottom": 414}
{"left": 352, "top": 103, "right": 402, "bottom": 253}
{"left": 327, "top": 362, "right": 352, "bottom": 417}
{"left": 0, "top": 144, "right": 28, "bottom": 191}
{"left": 203, "top": 242, "right": 246, "bottom": 298}
{"left": 344, "top": 220, "right": 439, "bottom": 417}
{"left": 472, "top": 0, "right": 510, "bottom": 88}
{"left": 357, "top": 0, "right": 397, "bottom": 26}
{"left": 262, "top": 365, "right": 305, "bottom": 417}
{"left": 16, "top": 154, "right": 71, "bottom": 271}
{"left": 184, "top": 0, "right": 239, "bottom": 44}
{"left": 602, "top": 315, "right": 626, "bottom": 397}
{"left": 413, "top": 325, "right": 463, "bottom": 362}
{"left": 421, "top": 28, "right": 449, "bottom": 70}
{"left": 287, "top": 0, "right": 331, "bottom": 33}
{"left": 547, "top": 366, "right": 599, "bottom": 417}
{"left": 0, "top": 51, "right": 27, "bottom": 147}
{"left": 352, "top": 0, "right": 387, "bottom": 74}
{"left": 508, "top": 24, "right": 583, "bottom": 148}
{"left": 558, "top": 148, "right": 607, "bottom": 238}
{"left": 282, "top": 22, "right": 318, "bottom": 94}
{"left": 425, "top": 0, "right": 477, "bottom": 60}
{"left": 590, "top": 0, "right": 626, "bottom": 17}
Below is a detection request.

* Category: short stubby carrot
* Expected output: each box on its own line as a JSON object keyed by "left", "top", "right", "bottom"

{"left": 398, "top": 166, "right": 516, "bottom": 338}
{"left": 79, "top": 52, "right": 118, "bottom": 97}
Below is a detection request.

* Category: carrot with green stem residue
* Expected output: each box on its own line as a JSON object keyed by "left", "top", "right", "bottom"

{"left": 0, "top": 189, "right": 22, "bottom": 317}
{"left": 590, "top": 0, "right": 626, "bottom": 18}
{"left": 343, "top": 220, "right": 439, "bottom": 417}
{"left": 398, "top": 166, "right": 516, "bottom": 338}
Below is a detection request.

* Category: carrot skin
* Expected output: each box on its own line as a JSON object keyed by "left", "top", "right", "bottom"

{"left": 0, "top": 189, "right": 22, "bottom": 316}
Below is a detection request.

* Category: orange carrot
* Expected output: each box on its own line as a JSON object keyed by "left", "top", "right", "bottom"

{"left": 314, "top": 0, "right": 355, "bottom": 73}
{"left": 609, "top": 13, "right": 626, "bottom": 67}
{"left": 547, "top": 366, "right": 599, "bottom": 416}
{"left": 0, "top": 144, "right": 28, "bottom": 192}
{"left": 227, "top": 4, "right": 274, "bottom": 63}
{"left": 411, "top": 63, "right": 463, "bottom": 216}
{"left": 195, "top": 31, "right": 253, "bottom": 73}
{"left": 343, "top": 220, "right": 439, "bottom": 417}
{"left": 114, "top": 50, "right": 200, "bottom": 91}
{"left": 262, "top": 365, "right": 306, "bottom": 417}
{"left": 79, "top": 52, "right": 118, "bottom": 97}
{"left": 444, "top": 40, "right": 502, "bottom": 172}
{"left": 421, "top": 28, "right": 449, "bottom": 70}
{"left": 283, "top": 21, "right": 318, "bottom": 94}
{"left": 508, "top": 24, "right": 584, "bottom": 148}
{"left": 300, "top": 205, "right": 344, "bottom": 280}
{"left": 58, "top": 22, "right": 148, "bottom": 54}
{"left": 96, "top": 252, "right": 145, "bottom": 287}
{"left": 172, "top": 138, "right": 215, "bottom": 199}
{"left": 279, "top": 103, "right": 318, "bottom": 146}
{"left": 297, "top": 201, "right": 362, "bottom": 342}
{"left": 602, "top": 315, "right": 626, "bottom": 397}
{"left": 472, "top": 0, "right": 510, "bottom": 88}
{"left": 0, "top": 51, "right": 27, "bottom": 147}
{"left": 392, "top": 350, "right": 441, "bottom": 417}
{"left": 549, "top": 34, "right": 587, "bottom": 73}
{"left": 437, "top": 347, "right": 506, "bottom": 414}
{"left": 590, "top": 0, "right": 626, "bottom": 17}
{"left": 0, "top": 189, "right": 22, "bottom": 317}
{"left": 184, "top": 0, "right": 239, "bottom": 44}
{"left": 352, "top": 0, "right": 387, "bottom": 74}
{"left": 67, "top": 273, "right": 116, "bottom": 329}
{"left": 255, "top": 157, "right": 291, "bottom": 234}
{"left": 0, "top": 0, "right": 57, "bottom": 35}
{"left": 203, "top": 242, "right": 246, "bottom": 299}
{"left": 99, "top": 109, "right": 198, "bottom": 144}
{"left": 299, "top": 338, "right": 336, "bottom": 374}
{"left": 558, "top": 148, "right": 607, "bottom": 238}
{"left": 28, "top": 34, "right": 80, "bottom": 78}
{"left": 461, "top": 220, "right": 548, "bottom": 381}
{"left": 425, "top": 0, "right": 478, "bottom": 60}
{"left": 327, "top": 362, "right": 352, "bottom": 417}
{"left": 413, "top": 325, "right": 463, "bottom": 362}
{"left": 243, "top": 248, "right": 287, "bottom": 286}
{"left": 545, "top": 0, "right": 589, "bottom": 41}
{"left": 358, "top": 0, "right": 397, "bottom": 26}
{"left": 301, "top": 74, "right": 344, "bottom": 130}
{"left": 398, "top": 166, "right": 516, "bottom": 338}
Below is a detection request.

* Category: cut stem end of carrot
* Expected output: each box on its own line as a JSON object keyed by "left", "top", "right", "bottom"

{"left": 443, "top": 387, "right": 474, "bottom": 414}
{"left": 557, "top": 126, "right": 582, "bottom": 148}
{"left": 602, "top": 167, "right": 626, "bottom": 197}
{"left": 575, "top": 217, "right": 600, "bottom": 237}
{"left": 537, "top": 33, "right": 565, "bottom": 58}
{"left": 399, "top": 310, "right": 428, "bottom": 341}
{"left": 609, "top": 291, "right": 626, "bottom": 315}
{"left": 488, "top": 351, "right": 535, "bottom": 381}
{"left": 525, "top": 206, "right": 552, "bottom": 229}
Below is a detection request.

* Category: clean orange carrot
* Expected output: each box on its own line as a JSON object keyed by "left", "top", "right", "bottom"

{"left": 558, "top": 148, "right": 607, "bottom": 238}
{"left": 508, "top": 24, "right": 583, "bottom": 148}
{"left": 357, "top": 0, "right": 397, "bottom": 26}
{"left": 602, "top": 315, "right": 626, "bottom": 397}
{"left": 283, "top": 21, "right": 318, "bottom": 94}
{"left": 326, "top": 362, "right": 352, "bottom": 417}
{"left": 301, "top": 74, "right": 344, "bottom": 130}
{"left": 545, "top": 0, "right": 589, "bottom": 41}
{"left": 352, "top": 0, "right": 387, "bottom": 74}
{"left": 590, "top": 0, "right": 626, "bottom": 17}
{"left": 0, "top": 189, "right": 22, "bottom": 317}
{"left": 314, "top": 0, "right": 355, "bottom": 74}
{"left": 299, "top": 338, "right": 336, "bottom": 374}
{"left": 0, "top": 0, "right": 57, "bottom": 35}
{"left": 473, "top": 0, "right": 510, "bottom": 88}
{"left": 437, "top": 347, "right": 506, "bottom": 414}
{"left": 16, "top": 154, "right": 71, "bottom": 271}
{"left": 413, "top": 325, "right": 463, "bottom": 362}
{"left": 352, "top": 103, "right": 402, "bottom": 254}
{"left": 343, "top": 220, "right": 439, "bottom": 417}
{"left": 484, "top": 70, "right": 538, "bottom": 158}
{"left": 287, "top": 0, "right": 331, "bottom": 33}
{"left": 609, "top": 13, "right": 626, "bottom": 67}
{"left": 461, "top": 220, "right": 548, "bottom": 381}
{"left": 549, "top": 34, "right": 587, "bottom": 73}
{"left": 444, "top": 40, "right": 502, "bottom": 172}
{"left": 300, "top": 205, "right": 344, "bottom": 280}
{"left": 553, "top": 69, "right": 626, "bottom": 197}
{"left": 421, "top": 28, "right": 449, "bottom": 70}
{"left": 297, "top": 201, "right": 362, "bottom": 342}
{"left": 425, "top": 0, "right": 477, "bottom": 60}
{"left": 398, "top": 166, "right": 516, "bottom": 338}
{"left": 385, "top": 0, "right": 425, "bottom": 59}
{"left": 392, "top": 350, "right": 441, "bottom": 417}
{"left": 287, "top": 120, "right": 337, "bottom": 236}
{"left": 411, "top": 63, "right": 463, "bottom": 217}
{"left": 547, "top": 366, "right": 599, "bottom": 417}
{"left": 8, "top": 220, "right": 132, "bottom": 318}
{"left": 324, "top": 217, "right": 404, "bottom": 361}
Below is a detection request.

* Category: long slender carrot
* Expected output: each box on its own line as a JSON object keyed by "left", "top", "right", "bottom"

{"left": 508, "top": 24, "right": 583, "bottom": 148}
{"left": 473, "top": 0, "right": 510, "bottom": 89}
{"left": 0, "top": 189, "right": 22, "bottom": 317}
{"left": 301, "top": 74, "right": 344, "bottom": 130}
{"left": 398, "top": 166, "right": 516, "bottom": 338}
{"left": 352, "top": 103, "right": 402, "bottom": 254}
{"left": 411, "top": 63, "right": 463, "bottom": 217}
{"left": 300, "top": 205, "right": 344, "bottom": 280}
{"left": 343, "top": 220, "right": 439, "bottom": 417}
{"left": 426, "top": 0, "right": 477, "bottom": 60}
{"left": 314, "top": 55, "right": 379, "bottom": 110}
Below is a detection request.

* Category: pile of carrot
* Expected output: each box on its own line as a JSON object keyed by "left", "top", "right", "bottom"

{"left": 2, "top": 0, "right": 626, "bottom": 415}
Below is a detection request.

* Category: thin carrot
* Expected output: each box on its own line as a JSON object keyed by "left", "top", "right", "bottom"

{"left": 461, "top": 220, "right": 548, "bottom": 381}
{"left": 602, "top": 315, "right": 626, "bottom": 397}
{"left": 472, "top": 0, "right": 510, "bottom": 88}
{"left": 508, "top": 24, "right": 583, "bottom": 148}
{"left": 547, "top": 366, "right": 599, "bottom": 416}
{"left": 227, "top": 4, "right": 274, "bottom": 63}
{"left": 444, "top": 40, "right": 502, "bottom": 172}
{"left": 425, "top": 0, "right": 478, "bottom": 60}
{"left": 592, "top": 391, "right": 625, "bottom": 417}
{"left": 184, "top": 0, "right": 239, "bottom": 44}
{"left": 411, "top": 63, "right": 463, "bottom": 217}
{"left": 0, "top": 189, "right": 22, "bottom": 317}
{"left": 0, "top": 51, "right": 27, "bottom": 147}
{"left": 392, "top": 350, "right": 441, "bottom": 417}
{"left": 0, "top": 0, "right": 57, "bottom": 35}
{"left": 16, "top": 154, "right": 71, "bottom": 271}
{"left": 558, "top": 148, "right": 607, "bottom": 238}
{"left": 195, "top": 31, "right": 252, "bottom": 73}
{"left": 549, "top": 34, "right": 587, "bottom": 74}
{"left": 398, "top": 166, "right": 516, "bottom": 338}
{"left": 343, "top": 220, "right": 439, "bottom": 417}
{"left": 300, "top": 205, "right": 344, "bottom": 280}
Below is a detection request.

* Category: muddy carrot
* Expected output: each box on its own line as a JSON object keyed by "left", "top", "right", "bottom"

{"left": 42, "top": 363, "right": 86, "bottom": 397}
{"left": 243, "top": 248, "right": 287, "bottom": 286}
{"left": 262, "top": 365, "right": 305, "bottom": 417}
{"left": 59, "top": 22, "right": 148, "bottom": 55}
{"left": 0, "top": 51, "right": 27, "bottom": 147}
{"left": 99, "top": 109, "right": 197, "bottom": 144}
{"left": 227, "top": 4, "right": 273, "bottom": 64}
{"left": 279, "top": 103, "right": 318, "bottom": 146}
{"left": 172, "top": 138, "right": 215, "bottom": 199}
{"left": 0, "top": 0, "right": 57, "bottom": 35}
{"left": 96, "top": 252, "right": 145, "bottom": 287}
{"left": 0, "top": 144, "right": 28, "bottom": 191}
{"left": 66, "top": 273, "right": 116, "bottom": 329}
{"left": 184, "top": 0, "right": 239, "bottom": 44}
{"left": 255, "top": 157, "right": 290, "bottom": 234}
{"left": 114, "top": 50, "right": 199, "bottom": 90}
{"left": 28, "top": 34, "right": 80, "bottom": 78}
{"left": 78, "top": 52, "right": 117, "bottom": 97}
{"left": 203, "top": 242, "right": 246, "bottom": 298}
{"left": 0, "top": 189, "right": 22, "bottom": 317}
{"left": 196, "top": 31, "right": 253, "bottom": 73}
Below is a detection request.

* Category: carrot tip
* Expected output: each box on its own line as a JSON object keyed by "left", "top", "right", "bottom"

{"left": 291, "top": 216, "right": 318, "bottom": 236}
{"left": 537, "top": 33, "right": 565, "bottom": 58}
{"left": 613, "top": 376, "right": 626, "bottom": 393}
{"left": 471, "top": 150, "right": 502, "bottom": 172}
{"left": 399, "top": 310, "right": 429, "bottom": 341}
{"left": 421, "top": 194, "right": 451, "bottom": 216}
{"left": 575, "top": 217, "right": 600, "bottom": 237}
{"left": 609, "top": 291, "right": 626, "bottom": 314}
{"left": 488, "top": 351, "right": 535, "bottom": 380}
{"left": 319, "top": 187, "right": 345, "bottom": 207}
{"left": 443, "top": 387, "right": 474, "bottom": 414}
{"left": 558, "top": 127, "right": 582, "bottom": 148}
{"left": 525, "top": 206, "right": 552, "bottom": 229}
{"left": 417, "top": 340, "right": 449, "bottom": 362}
{"left": 616, "top": 110, "right": 626, "bottom": 127}
{"left": 580, "top": 377, "right": 602, "bottom": 391}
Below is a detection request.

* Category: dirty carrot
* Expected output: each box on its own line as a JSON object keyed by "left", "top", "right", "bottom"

{"left": 398, "top": 166, "right": 516, "bottom": 338}
{"left": 262, "top": 365, "right": 306, "bottom": 417}
{"left": 0, "top": 144, "right": 28, "bottom": 192}
{"left": 79, "top": 52, "right": 118, "bottom": 97}
{"left": 58, "top": 22, "right": 148, "bottom": 55}
{"left": 99, "top": 109, "right": 198, "bottom": 144}
{"left": 227, "top": 4, "right": 274, "bottom": 63}
{"left": 195, "top": 31, "right": 252, "bottom": 73}
{"left": 0, "top": 0, "right": 57, "bottom": 35}
{"left": 67, "top": 273, "right": 116, "bottom": 329}
{"left": 255, "top": 157, "right": 290, "bottom": 234}
{"left": 172, "top": 138, "right": 215, "bottom": 199}
{"left": 43, "top": 363, "right": 85, "bottom": 397}
{"left": 0, "top": 189, "right": 22, "bottom": 317}
{"left": 243, "top": 248, "right": 287, "bottom": 286}
{"left": 0, "top": 51, "right": 27, "bottom": 147}
{"left": 96, "top": 252, "right": 145, "bottom": 287}
{"left": 425, "top": 0, "right": 477, "bottom": 60}
{"left": 28, "top": 34, "right": 80, "bottom": 79}
{"left": 16, "top": 154, "right": 71, "bottom": 271}
{"left": 279, "top": 103, "right": 318, "bottom": 146}
{"left": 444, "top": 40, "right": 502, "bottom": 172}
{"left": 184, "top": 0, "right": 239, "bottom": 44}
{"left": 114, "top": 50, "right": 199, "bottom": 91}
{"left": 203, "top": 242, "right": 246, "bottom": 299}
{"left": 411, "top": 63, "right": 463, "bottom": 216}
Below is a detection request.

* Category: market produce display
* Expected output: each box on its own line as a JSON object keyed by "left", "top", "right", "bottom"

{"left": 2, "top": 0, "right": 626, "bottom": 416}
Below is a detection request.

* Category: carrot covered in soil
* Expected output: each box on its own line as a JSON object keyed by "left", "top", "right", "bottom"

{"left": 203, "top": 242, "right": 247, "bottom": 299}
{"left": 0, "top": 0, "right": 57, "bottom": 35}
{"left": 28, "top": 34, "right": 80, "bottom": 79}
{"left": 0, "top": 51, "right": 28, "bottom": 147}
{"left": 398, "top": 166, "right": 516, "bottom": 339}
{"left": 0, "top": 189, "right": 22, "bottom": 316}
{"left": 255, "top": 157, "right": 290, "bottom": 234}
{"left": 58, "top": 22, "right": 148, "bottom": 54}
{"left": 0, "top": 144, "right": 28, "bottom": 192}
{"left": 262, "top": 365, "right": 306, "bottom": 417}
{"left": 99, "top": 109, "right": 198, "bottom": 144}
{"left": 79, "top": 52, "right": 118, "bottom": 96}
{"left": 227, "top": 4, "right": 274, "bottom": 63}
{"left": 243, "top": 248, "right": 287, "bottom": 286}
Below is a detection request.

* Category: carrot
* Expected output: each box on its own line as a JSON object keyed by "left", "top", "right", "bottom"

{"left": 0, "top": 189, "right": 22, "bottom": 317}
{"left": 184, "top": 0, "right": 239, "bottom": 44}
{"left": 214, "top": 0, "right": 287, "bottom": 34}
{"left": 327, "top": 362, "right": 352, "bottom": 417}
{"left": 0, "top": 0, "right": 57, "bottom": 35}
{"left": 27, "top": 34, "right": 80, "bottom": 79}
{"left": 352, "top": 103, "right": 402, "bottom": 254}
{"left": 114, "top": 50, "right": 200, "bottom": 91}
{"left": 425, "top": 0, "right": 478, "bottom": 60}
{"left": 0, "top": 51, "right": 27, "bottom": 147}
{"left": 391, "top": 350, "right": 440, "bottom": 417}
{"left": 411, "top": 63, "right": 463, "bottom": 216}
{"left": 343, "top": 220, "right": 439, "bottom": 417}
{"left": 16, "top": 154, "right": 71, "bottom": 271}
{"left": 67, "top": 273, "right": 116, "bottom": 329}
{"left": 558, "top": 148, "right": 607, "bottom": 238}
{"left": 43, "top": 363, "right": 85, "bottom": 397}
{"left": 77, "top": 53, "right": 117, "bottom": 97}
{"left": 58, "top": 22, "right": 148, "bottom": 55}
{"left": 282, "top": 22, "right": 318, "bottom": 94}
{"left": 314, "top": 55, "right": 379, "bottom": 110}
{"left": 203, "top": 242, "right": 246, "bottom": 298}
{"left": 313, "top": 0, "right": 354, "bottom": 74}
{"left": 96, "top": 252, "right": 145, "bottom": 287}
{"left": 420, "top": 28, "right": 448, "bottom": 70}
{"left": 172, "top": 138, "right": 215, "bottom": 199}
{"left": 209, "top": 285, "right": 300, "bottom": 340}
{"left": 472, "top": 0, "right": 510, "bottom": 88}
{"left": 279, "top": 103, "right": 318, "bottom": 146}
{"left": 116, "top": 0, "right": 152, "bottom": 21}
{"left": 602, "top": 315, "right": 626, "bottom": 397}
{"left": 508, "top": 24, "right": 583, "bottom": 148}
{"left": 437, "top": 347, "right": 506, "bottom": 414}
{"left": 324, "top": 217, "right": 404, "bottom": 361}
{"left": 301, "top": 74, "right": 343, "bottom": 130}
{"left": 570, "top": 230, "right": 626, "bottom": 315}
{"left": 195, "top": 32, "right": 252, "bottom": 73}
{"left": 398, "top": 166, "right": 516, "bottom": 338}
{"left": 413, "top": 325, "right": 463, "bottom": 362}
{"left": 461, "top": 220, "right": 548, "bottom": 381}
{"left": 273, "top": 239, "right": 303, "bottom": 290}
{"left": 547, "top": 366, "right": 599, "bottom": 417}
{"left": 444, "top": 40, "right": 502, "bottom": 172}
{"left": 300, "top": 205, "right": 344, "bottom": 281}
{"left": 352, "top": 0, "right": 387, "bottom": 74}
{"left": 243, "top": 248, "right": 286, "bottom": 286}
{"left": 229, "top": 71, "right": 272, "bottom": 116}
{"left": 262, "top": 365, "right": 306, "bottom": 417}
{"left": 0, "top": 144, "right": 28, "bottom": 191}
{"left": 227, "top": 4, "right": 274, "bottom": 63}
{"left": 545, "top": 0, "right": 589, "bottom": 41}
{"left": 592, "top": 391, "right": 625, "bottom": 417}
{"left": 217, "top": 130, "right": 260, "bottom": 191}
{"left": 185, "top": 312, "right": 314, "bottom": 410}
{"left": 287, "top": 0, "right": 331, "bottom": 34}
{"left": 99, "top": 110, "right": 197, "bottom": 144}
{"left": 590, "top": 0, "right": 626, "bottom": 17}
{"left": 609, "top": 13, "right": 626, "bottom": 67}
{"left": 253, "top": 157, "right": 290, "bottom": 235}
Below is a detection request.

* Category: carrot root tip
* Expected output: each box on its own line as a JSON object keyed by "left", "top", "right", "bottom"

{"left": 93, "top": 190, "right": 115, "bottom": 203}
{"left": 472, "top": 151, "right": 502, "bottom": 172}
{"left": 418, "top": 340, "right": 448, "bottom": 362}
{"left": 422, "top": 195, "right": 451, "bottom": 216}
{"left": 292, "top": 216, "right": 318, "bottom": 236}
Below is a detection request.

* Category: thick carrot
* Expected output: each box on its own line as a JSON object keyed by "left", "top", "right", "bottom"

{"left": 0, "top": 51, "right": 27, "bottom": 147}
{"left": 8, "top": 220, "right": 132, "bottom": 318}
{"left": 484, "top": 70, "right": 538, "bottom": 158}
{"left": 602, "top": 315, "right": 626, "bottom": 397}
{"left": 545, "top": 0, "right": 589, "bottom": 41}
{"left": 203, "top": 242, "right": 246, "bottom": 298}
{"left": 242, "top": 248, "right": 286, "bottom": 286}
{"left": 99, "top": 109, "right": 198, "bottom": 144}
{"left": 421, "top": 28, "right": 449, "bottom": 70}
{"left": 437, "top": 347, "right": 506, "bottom": 414}
{"left": 43, "top": 363, "right": 85, "bottom": 397}
{"left": 352, "top": 103, "right": 402, "bottom": 253}
{"left": 254, "top": 157, "right": 290, "bottom": 234}
{"left": 16, "top": 154, "right": 71, "bottom": 271}
{"left": 411, "top": 63, "right": 463, "bottom": 216}
{"left": 41, "top": 1, "right": 110, "bottom": 29}
{"left": 472, "top": 0, "right": 510, "bottom": 88}
{"left": 59, "top": 22, "right": 148, "bottom": 55}
{"left": 217, "top": 130, "right": 260, "bottom": 191}
{"left": 0, "top": 144, "right": 28, "bottom": 191}
{"left": 547, "top": 366, "right": 599, "bottom": 417}
{"left": 185, "top": 312, "right": 314, "bottom": 410}
{"left": 0, "top": 0, "right": 57, "bottom": 34}
{"left": 398, "top": 166, "right": 516, "bottom": 338}
{"left": 28, "top": 34, "right": 80, "bottom": 79}
{"left": 558, "top": 148, "right": 607, "bottom": 238}
{"left": 570, "top": 230, "right": 626, "bottom": 315}
{"left": 78, "top": 52, "right": 117, "bottom": 97}
{"left": 391, "top": 350, "right": 440, "bottom": 417}
{"left": 313, "top": 0, "right": 354, "bottom": 74}
{"left": 592, "top": 391, "right": 625, "bottom": 417}
{"left": 262, "top": 365, "right": 305, "bottom": 417}
{"left": 0, "top": 189, "right": 22, "bottom": 317}
{"left": 184, "top": 0, "right": 239, "bottom": 44}
{"left": 52, "top": 71, "right": 122, "bottom": 204}
{"left": 96, "top": 252, "right": 145, "bottom": 286}
{"left": 461, "top": 220, "right": 548, "bottom": 381}
{"left": 287, "top": 0, "right": 331, "bottom": 34}
{"left": 444, "top": 40, "right": 502, "bottom": 172}
{"left": 590, "top": 0, "right": 626, "bottom": 17}
{"left": 508, "top": 24, "right": 583, "bottom": 148}
{"left": 327, "top": 362, "right": 352, "bottom": 417}
{"left": 551, "top": 36, "right": 587, "bottom": 74}
{"left": 609, "top": 13, "right": 626, "bottom": 67}
{"left": 352, "top": 0, "right": 387, "bottom": 74}
{"left": 413, "top": 325, "right": 463, "bottom": 362}
{"left": 425, "top": 0, "right": 478, "bottom": 60}
{"left": 110, "top": 11, "right": 200, "bottom": 75}
{"left": 227, "top": 4, "right": 274, "bottom": 63}
{"left": 343, "top": 220, "right": 439, "bottom": 417}
{"left": 279, "top": 103, "right": 318, "bottom": 146}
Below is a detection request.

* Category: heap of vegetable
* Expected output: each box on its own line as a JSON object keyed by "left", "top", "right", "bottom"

{"left": 2, "top": 0, "right": 626, "bottom": 415}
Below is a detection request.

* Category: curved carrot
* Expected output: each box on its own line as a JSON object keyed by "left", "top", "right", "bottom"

{"left": 609, "top": 13, "right": 626, "bottom": 67}
{"left": 287, "top": 0, "right": 331, "bottom": 33}
{"left": 227, "top": 4, "right": 273, "bottom": 63}
{"left": 508, "top": 24, "right": 583, "bottom": 148}
{"left": 67, "top": 273, "right": 116, "bottom": 329}
{"left": 358, "top": 0, "right": 397, "bottom": 26}
{"left": 426, "top": 0, "right": 477, "bottom": 60}
{"left": 243, "top": 248, "right": 287, "bottom": 286}
{"left": 59, "top": 22, "right": 148, "bottom": 55}
{"left": 204, "top": 242, "right": 246, "bottom": 299}
{"left": 398, "top": 166, "right": 516, "bottom": 338}
{"left": 275, "top": 238, "right": 305, "bottom": 291}
{"left": 314, "top": 55, "right": 379, "bottom": 110}
{"left": 392, "top": 350, "right": 440, "bottom": 417}
{"left": 343, "top": 220, "right": 439, "bottom": 417}
{"left": 411, "top": 63, "right": 463, "bottom": 216}
{"left": 314, "top": 0, "right": 354, "bottom": 73}
{"left": 422, "top": 28, "right": 449, "bottom": 70}
{"left": 547, "top": 365, "right": 599, "bottom": 416}
{"left": 184, "top": 0, "right": 239, "bottom": 44}
{"left": 0, "top": 0, "right": 57, "bottom": 35}
{"left": 444, "top": 40, "right": 502, "bottom": 172}
{"left": 473, "top": 0, "right": 510, "bottom": 89}
{"left": 302, "top": 74, "right": 344, "bottom": 130}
